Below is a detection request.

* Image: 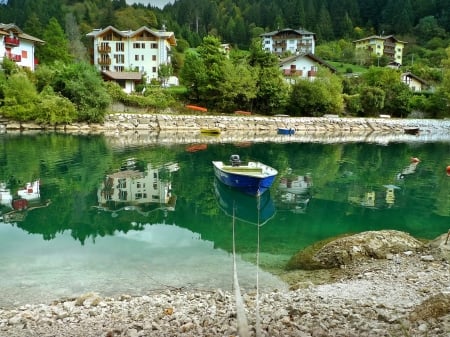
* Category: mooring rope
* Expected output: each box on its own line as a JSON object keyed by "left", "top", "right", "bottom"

{"left": 255, "top": 194, "right": 262, "bottom": 337}
{"left": 232, "top": 201, "right": 250, "bottom": 337}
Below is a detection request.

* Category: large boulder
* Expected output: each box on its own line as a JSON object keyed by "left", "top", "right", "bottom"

{"left": 287, "top": 230, "right": 424, "bottom": 270}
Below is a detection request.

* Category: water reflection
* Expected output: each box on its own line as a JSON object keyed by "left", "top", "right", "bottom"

{"left": 96, "top": 159, "right": 179, "bottom": 215}
{"left": 0, "top": 179, "right": 50, "bottom": 222}
{"left": 275, "top": 172, "right": 312, "bottom": 213}
{"left": 214, "top": 178, "right": 276, "bottom": 225}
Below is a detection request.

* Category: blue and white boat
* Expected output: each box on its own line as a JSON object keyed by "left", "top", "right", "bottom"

{"left": 212, "top": 155, "right": 278, "bottom": 196}
{"left": 277, "top": 127, "right": 295, "bottom": 135}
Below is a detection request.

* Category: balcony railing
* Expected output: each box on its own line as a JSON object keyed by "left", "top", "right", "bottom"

{"left": 4, "top": 36, "right": 20, "bottom": 46}
{"left": 98, "top": 45, "right": 111, "bottom": 53}
{"left": 6, "top": 53, "right": 21, "bottom": 62}
{"left": 98, "top": 58, "right": 111, "bottom": 65}
{"left": 307, "top": 70, "right": 317, "bottom": 77}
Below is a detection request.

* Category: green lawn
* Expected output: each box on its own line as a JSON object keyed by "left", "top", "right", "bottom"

{"left": 328, "top": 61, "right": 368, "bottom": 75}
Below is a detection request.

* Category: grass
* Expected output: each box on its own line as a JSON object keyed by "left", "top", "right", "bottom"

{"left": 328, "top": 61, "right": 369, "bottom": 75}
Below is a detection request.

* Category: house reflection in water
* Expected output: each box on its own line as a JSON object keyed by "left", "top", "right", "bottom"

{"left": 276, "top": 173, "right": 313, "bottom": 213}
{"left": 97, "top": 160, "right": 179, "bottom": 214}
{"left": 0, "top": 179, "right": 49, "bottom": 222}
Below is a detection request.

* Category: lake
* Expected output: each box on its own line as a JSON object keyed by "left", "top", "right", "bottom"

{"left": 1, "top": 131, "right": 449, "bottom": 308}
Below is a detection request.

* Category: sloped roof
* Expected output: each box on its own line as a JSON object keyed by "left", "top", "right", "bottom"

{"left": 102, "top": 71, "right": 143, "bottom": 81}
{"left": 87, "top": 26, "right": 176, "bottom": 45}
{"left": 279, "top": 53, "right": 336, "bottom": 73}
{"left": 353, "top": 35, "right": 407, "bottom": 44}
{"left": 261, "top": 28, "right": 315, "bottom": 37}
{"left": 0, "top": 23, "right": 44, "bottom": 44}
{"left": 402, "top": 72, "right": 427, "bottom": 85}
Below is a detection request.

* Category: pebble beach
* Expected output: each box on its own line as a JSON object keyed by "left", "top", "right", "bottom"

{"left": 1, "top": 234, "right": 449, "bottom": 337}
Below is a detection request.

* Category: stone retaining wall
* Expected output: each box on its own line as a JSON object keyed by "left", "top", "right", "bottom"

{"left": 2, "top": 113, "right": 450, "bottom": 134}
{"left": 2, "top": 114, "right": 450, "bottom": 147}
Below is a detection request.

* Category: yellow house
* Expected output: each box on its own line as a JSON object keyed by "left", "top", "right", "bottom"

{"left": 353, "top": 35, "right": 407, "bottom": 66}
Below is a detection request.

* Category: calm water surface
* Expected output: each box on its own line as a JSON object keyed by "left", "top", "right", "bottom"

{"left": 0, "top": 132, "right": 449, "bottom": 308}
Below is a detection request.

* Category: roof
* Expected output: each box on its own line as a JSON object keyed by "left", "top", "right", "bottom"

{"left": 261, "top": 28, "right": 315, "bottom": 37}
{"left": 279, "top": 53, "right": 336, "bottom": 73}
{"left": 353, "top": 35, "right": 407, "bottom": 44}
{"left": 102, "top": 71, "right": 143, "bottom": 81}
{"left": 402, "top": 72, "right": 427, "bottom": 85}
{"left": 87, "top": 26, "right": 176, "bottom": 45}
{"left": 0, "top": 23, "right": 44, "bottom": 44}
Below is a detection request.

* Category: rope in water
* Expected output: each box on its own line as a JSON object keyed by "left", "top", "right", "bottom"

{"left": 232, "top": 201, "right": 250, "bottom": 337}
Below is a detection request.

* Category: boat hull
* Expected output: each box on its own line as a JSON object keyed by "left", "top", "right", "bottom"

{"left": 212, "top": 161, "right": 277, "bottom": 196}
{"left": 214, "top": 178, "right": 275, "bottom": 225}
{"left": 278, "top": 128, "right": 295, "bottom": 135}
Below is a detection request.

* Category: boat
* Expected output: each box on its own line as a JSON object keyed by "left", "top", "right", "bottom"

{"left": 277, "top": 127, "right": 295, "bottom": 135}
{"left": 404, "top": 127, "right": 420, "bottom": 135}
{"left": 185, "top": 104, "right": 207, "bottom": 112}
{"left": 212, "top": 154, "right": 278, "bottom": 196}
{"left": 214, "top": 178, "right": 275, "bottom": 225}
{"left": 200, "top": 127, "right": 221, "bottom": 135}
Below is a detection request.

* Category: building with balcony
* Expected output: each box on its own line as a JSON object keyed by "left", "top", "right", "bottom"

{"left": 353, "top": 35, "right": 407, "bottom": 66}
{"left": 0, "top": 23, "right": 44, "bottom": 71}
{"left": 260, "top": 28, "right": 316, "bottom": 56}
{"left": 279, "top": 53, "right": 336, "bottom": 84}
{"left": 86, "top": 25, "right": 176, "bottom": 92}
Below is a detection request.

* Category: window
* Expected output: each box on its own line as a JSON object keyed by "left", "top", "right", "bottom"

{"left": 114, "top": 66, "right": 124, "bottom": 72}
{"left": 152, "top": 55, "right": 156, "bottom": 61}
{"left": 116, "top": 42, "right": 124, "bottom": 52}
{"left": 151, "top": 43, "right": 158, "bottom": 49}
{"left": 141, "top": 43, "right": 145, "bottom": 48}
{"left": 141, "top": 55, "right": 144, "bottom": 61}
{"left": 21, "top": 50, "right": 27, "bottom": 59}
{"left": 133, "top": 43, "right": 140, "bottom": 49}
{"left": 135, "top": 55, "right": 139, "bottom": 61}
{"left": 152, "top": 67, "right": 157, "bottom": 73}
{"left": 114, "top": 54, "right": 124, "bottom": 63}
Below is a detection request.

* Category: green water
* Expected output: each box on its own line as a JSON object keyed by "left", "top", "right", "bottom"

{"left": 1, "top": 133, "right": 449, "bottom": 307}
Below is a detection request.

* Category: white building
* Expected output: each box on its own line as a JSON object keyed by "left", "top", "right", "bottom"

{"left": 279, "top": 53, "right": 336, "bottom": 83}
{"left": 0, "top": 23, "right": 44, "bottom": 71}
{"left": 86, "top": 25, "right": 176, "bottom": 91}
{"left": 261, "top": 28, "right": 316, "bottom": 56}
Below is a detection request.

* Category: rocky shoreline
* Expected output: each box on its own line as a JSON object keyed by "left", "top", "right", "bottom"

{"left": 1, "top": 231, "right": 449, "bottom": 337}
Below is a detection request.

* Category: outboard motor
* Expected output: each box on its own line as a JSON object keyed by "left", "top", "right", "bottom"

{"left": 230, "top": 154, "right": 241, "bottom": 166}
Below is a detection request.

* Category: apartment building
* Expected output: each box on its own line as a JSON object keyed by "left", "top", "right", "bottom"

{"left": 86, "top": 25, "right": 176, "bottom": 90}
{"left": 260, "top": 28, "right": 316, "bottom": 56}
{"left": 0, "top": 23, "right": 44, "bottom": 71}
{"left": 353, "top": 35, "right": 407, "bottom": 66}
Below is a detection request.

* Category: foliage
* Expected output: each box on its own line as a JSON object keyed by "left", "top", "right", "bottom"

{"left": 36, "top": 86, "right": 77, "bottom": 125}
{"left": 38, "top": 17, "right": 73, "bottom": 65}
{"left": 287, "top": 69, "right": 343, "bottom": 117}
{"left": 158, "top": 64, "right": 173, "bottom": 87}
{"left": 1, "top": 72, "right": 38, "bottom": 121}
{"left": 359, "top": 86, "right": 385, "bottom": 117}
{"left": 51, "top": 62, "right": 111, "bottom": 122}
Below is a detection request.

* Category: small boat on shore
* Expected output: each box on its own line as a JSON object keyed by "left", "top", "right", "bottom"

{"left": 278, "top": 127, "right": 295, "bottom": 135}
{"left": 404, "top": 127, "right": 420, "bottom": 135}
{"left": 200, "top": 127, "right": 221, "bottom": 135}
{"left": 212, "top": 155, "right": 278, "bottom": 196}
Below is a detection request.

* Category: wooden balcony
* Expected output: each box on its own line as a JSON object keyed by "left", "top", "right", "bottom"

{"left": 98, "top": 45, "right": 111, "bottom": 53}
{"left": 6, "top": 53, "right": 21, "bottom": 62}
{"left": 98, "top": 58, "right": 111, "bottom": 65}
{"left": 307, "top": 70, "right": 317, "bottom": 77}
{"left": 4, "top": 36, "right": 20, "bottom": 46}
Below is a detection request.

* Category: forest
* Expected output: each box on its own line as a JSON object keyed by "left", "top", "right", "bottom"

{"left": 0, "top": 0, "right": 449, "bottom": 120}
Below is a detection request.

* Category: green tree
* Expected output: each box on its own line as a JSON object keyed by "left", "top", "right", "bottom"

{"left": 179, "top": 50, "right": 208, "bottom": 101}
{"left": 52, "top": 62, "right": 111, "bottom": 122}
{"left": 36, "top": 85, "right": 77, "bottom": 125}
{"left": 287, "top": 69, "right": 343, "bottom": 117}
{"left": 216, "top": 59, "right": 257, "bottom": 112}
{"left": 38, "top": 17, "right": 72, "bottom": 65}
{"left": 1, "top": 72, "right": 38, "bottom": 121}
{"left": 158, "top": 64, "right": 173, "bottom": 87}
{"left": 359, "top": 86, "right": 385, "bottom": 117}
